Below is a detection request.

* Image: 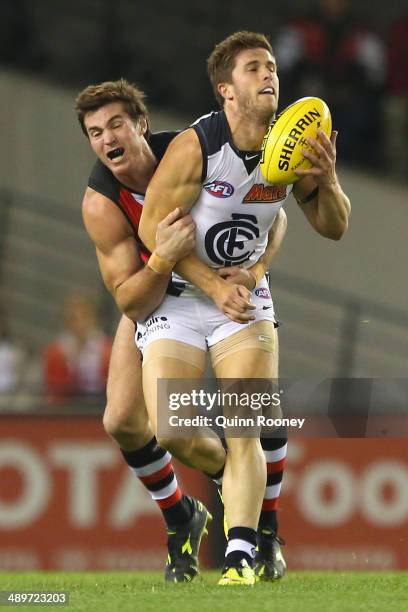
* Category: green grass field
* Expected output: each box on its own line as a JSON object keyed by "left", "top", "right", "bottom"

{"left": 1, "top": 572, "right": 407, "bottom": 612}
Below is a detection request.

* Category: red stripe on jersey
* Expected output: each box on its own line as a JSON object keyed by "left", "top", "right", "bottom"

{"left": 119, "top": 189, "right": 143, "bottom": 230}
{"left": 139, "top": 463, "right": 173, "bottom": 486}
{"left": 119, "top": 188, "right": 151, "bottom": 262}
{"left": 156, "top": 487, "right": 183, "bottom": 509}
{"left": 267, "top": 457, "right": 286, "bottom": 474}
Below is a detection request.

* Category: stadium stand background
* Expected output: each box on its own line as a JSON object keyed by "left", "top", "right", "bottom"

{"left": 0, "top": 0, "right": 407, "bottom": 572}
{"left": 1, "top": 0, "right": 407, "bottom": 389}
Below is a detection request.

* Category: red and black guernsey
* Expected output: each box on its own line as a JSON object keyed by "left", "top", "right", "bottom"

{"left": 88, "top": 130, "right": 177, "bottom": 263}
{"left": 87, "top": 130, "right": 185, "bottom": 296}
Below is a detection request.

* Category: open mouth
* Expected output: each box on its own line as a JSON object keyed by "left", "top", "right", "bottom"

{"left": 259, "top": 87, "right": 274, "bottom": 96}
{"left": 107, "top": 147, "right": 125, "bottom": 160}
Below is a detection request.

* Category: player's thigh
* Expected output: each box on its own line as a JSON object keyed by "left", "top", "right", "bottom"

{"left": 104, "top": 315, "right": 146, "bottom": 431}
{"left": 211, "top": 320, "right": 279, "bottom": 379}
{"left": 211, "top": 322, "right": 279, "bottom": 428}
{"left": 142, "top": 339, "right": 207, "bottom": 432}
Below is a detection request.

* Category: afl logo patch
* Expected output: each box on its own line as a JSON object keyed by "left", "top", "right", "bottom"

{"left": 204, "top": 181, "right": 234, "bottom": 198}
{"left": 255, "top": 287, "right": 270, "bottom": 299}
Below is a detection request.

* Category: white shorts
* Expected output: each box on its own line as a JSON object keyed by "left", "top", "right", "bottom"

{"left": 135, "top": 277, "right": 276, "bottom": 353}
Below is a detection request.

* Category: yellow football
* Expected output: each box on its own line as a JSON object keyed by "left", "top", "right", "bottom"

{"left": 260, "top": 97, "right": 332, "bottom": 185}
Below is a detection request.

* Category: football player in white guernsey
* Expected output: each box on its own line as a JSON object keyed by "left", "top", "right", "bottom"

{"left": 139, "top": 31, "right": 351, "bottom": 586}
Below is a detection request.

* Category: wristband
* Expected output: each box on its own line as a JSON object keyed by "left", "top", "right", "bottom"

{"left": 248, "top": 262, "right": 264, "bottom": 288}
{"left": 147, "top": 251, "right": 175, "bottom": 275}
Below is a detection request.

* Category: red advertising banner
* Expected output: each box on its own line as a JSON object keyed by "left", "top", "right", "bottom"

{"left": 0, "top": 417, "right": 407, "bottom": 570}
{"left": 280, "top": 438, "right": 408, "bottom": 570}
{"left": 0, "top": 416, "right": 212, "bottom": 571}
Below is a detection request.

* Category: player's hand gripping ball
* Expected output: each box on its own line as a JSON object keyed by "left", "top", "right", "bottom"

{"left": 260, "top": 97, "right": 332, "bottom": 185}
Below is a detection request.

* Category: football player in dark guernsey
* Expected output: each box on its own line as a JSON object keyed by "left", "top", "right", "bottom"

{"left": 76, "top": 79, "right": 222, "bottom": 583}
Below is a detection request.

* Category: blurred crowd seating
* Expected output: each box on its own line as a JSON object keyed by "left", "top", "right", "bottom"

{"left": 43, "top": 294, "right": 112, "bottom": 406}
{"left": 0, "top": 0, "right": 406, "bottom": 180}
{"left": 275, "top": 0, "right": 387, "bottom": 170}
{"left": 0, "top": 295, "right": 112, "bottom": 412}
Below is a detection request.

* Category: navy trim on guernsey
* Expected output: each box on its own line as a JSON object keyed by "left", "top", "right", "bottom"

{"left": 191, "top": 111, "right": 262, "bottom": 178}
{"left": 191, "top": 111, "right": 229, "bottom": 182}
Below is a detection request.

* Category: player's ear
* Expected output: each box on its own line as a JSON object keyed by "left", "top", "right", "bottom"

{"left": 218, "top": 82, "right": 233, "bottom": 102}
{"left": 138, "top": 116, "right": 148, "bottom": 135}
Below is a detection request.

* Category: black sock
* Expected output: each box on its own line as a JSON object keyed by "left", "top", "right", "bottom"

{"left": 225, "top": 526, "right": 257, "bottom": 568}
{"left": 164, "top": 495, "right": 194, "bottom": 529}
{"left": 260, "top": 427, "right": 287, "bottom": 534}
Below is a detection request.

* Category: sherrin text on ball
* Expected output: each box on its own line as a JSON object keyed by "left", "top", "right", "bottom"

{"left": 260, "top": 97, "right": 332, "bottom": 185}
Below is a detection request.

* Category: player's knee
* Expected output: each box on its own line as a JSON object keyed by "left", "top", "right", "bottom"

{"left": 102, "top": 408, "right": 128, "bottom": 438}
{"left": 103, "top": 399, "right": 148, "bottom": 440}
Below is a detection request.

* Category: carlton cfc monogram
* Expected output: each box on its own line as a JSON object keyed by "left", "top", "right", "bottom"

{"left": 204, "top": 214, "right": 260, "bottom": 266}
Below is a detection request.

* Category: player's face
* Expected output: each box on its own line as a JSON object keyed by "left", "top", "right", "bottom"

{"left": 225, "top": 48, "right": 279, "bottom": 123}
{"left": 84, "top": 102, "right": 146, "bottom": 171}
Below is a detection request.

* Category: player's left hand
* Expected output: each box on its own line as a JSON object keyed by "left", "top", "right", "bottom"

{"left": 217, "top": 266, "right": 256, "bottom": 291}
{"left": 295, "top": 130, "right": 338, "bottom": 187}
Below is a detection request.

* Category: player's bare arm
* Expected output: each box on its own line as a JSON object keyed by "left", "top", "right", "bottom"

{"left": 82, "top": 187, "right": 194, "bottom": 321}
{"left": 139, "top": 129, "right": 256, "bottom": 323}
{"left": 293, "top": 130, "right": 351, "bottom": 240}
{"left": 217, "top": 208, "right": 287, "bottom": 290}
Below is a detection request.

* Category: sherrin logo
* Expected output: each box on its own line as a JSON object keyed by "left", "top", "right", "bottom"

{"left": 260, "top": 97, "right": 332, "bottom": 185}
{"left": 204, "top": 181, "right": 234, "bottom": 198}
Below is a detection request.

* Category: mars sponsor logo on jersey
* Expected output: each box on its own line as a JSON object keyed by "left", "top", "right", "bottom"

{"left": 243, "top": 184, "right": 287, "bottom": 204}
{"left": 204, "top": 181, "right": 234, "bottom": 198}
{"left": 205, "top": 213, "right": 259, "bottom": 267}
{"left": 255, "top": 287, "right": 271, "bottom": 299}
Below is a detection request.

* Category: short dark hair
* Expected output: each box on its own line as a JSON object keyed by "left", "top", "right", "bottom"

{"left": 75, "top": 79, "right": 148, "bottom": 137}
{"left": 207, "top": 31, "right": 274, "bottom": 107}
